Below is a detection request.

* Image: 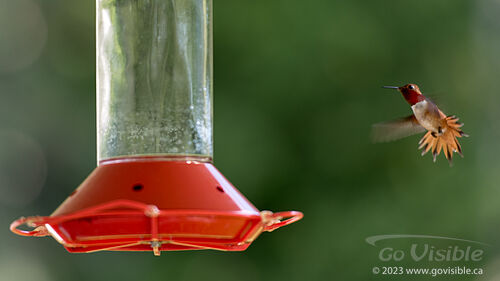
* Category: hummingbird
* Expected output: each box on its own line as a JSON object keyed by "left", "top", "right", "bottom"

{"left": 372, "top": 84, "right": 468, "bottom": 164}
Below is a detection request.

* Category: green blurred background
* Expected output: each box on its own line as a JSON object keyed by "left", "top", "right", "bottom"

{"left": 1, "top": 0, "right": 500, "bottom": 280}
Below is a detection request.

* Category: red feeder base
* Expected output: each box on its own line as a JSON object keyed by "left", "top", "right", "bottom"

{"left": 10, "top": 157, "right": 302, "bottom": 255}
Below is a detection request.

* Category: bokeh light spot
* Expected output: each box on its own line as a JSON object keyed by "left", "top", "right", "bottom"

{"left": 0, "top": 0, "right": 47, "bottom": 73}
{"left": 0, "top": 130, "right": 47, "bottom": 207}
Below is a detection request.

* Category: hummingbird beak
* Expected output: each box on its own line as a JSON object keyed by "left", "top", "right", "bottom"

{"left": 382, "top": 86, "right": 399, "bottom": 89}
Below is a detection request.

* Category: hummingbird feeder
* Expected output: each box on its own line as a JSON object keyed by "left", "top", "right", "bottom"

{"left": 10, "top": 0, "right": 302, "bottom": 255}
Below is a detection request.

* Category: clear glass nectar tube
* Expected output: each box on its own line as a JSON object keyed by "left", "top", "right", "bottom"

{"left": 96, "top": 0, "right": 213, "bottom": 163}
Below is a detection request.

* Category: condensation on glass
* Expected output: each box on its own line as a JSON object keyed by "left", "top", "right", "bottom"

{"left": 97, "top": 0, "right": 213, "bottom": 163}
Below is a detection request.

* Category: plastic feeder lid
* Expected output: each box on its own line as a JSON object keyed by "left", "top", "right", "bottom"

{"left": 10, "top": 158, "right": 303, "bottom": 255}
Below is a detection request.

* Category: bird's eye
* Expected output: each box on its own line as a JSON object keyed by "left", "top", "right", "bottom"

{"left": 408, "top": 85, "right": 415, "bottom": 90}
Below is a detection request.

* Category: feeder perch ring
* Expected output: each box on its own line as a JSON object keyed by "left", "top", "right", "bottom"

{"left": 11, "top": 199, "right": 302, "bottom": 254}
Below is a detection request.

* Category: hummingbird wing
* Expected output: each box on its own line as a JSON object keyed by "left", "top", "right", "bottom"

{"left": 371, "top": 115, "right": 426, "bottom": 143}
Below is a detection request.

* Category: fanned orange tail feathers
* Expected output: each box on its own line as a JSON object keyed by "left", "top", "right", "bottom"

{"left": 418, "top": 115, "right": 468, "bottom": 164}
